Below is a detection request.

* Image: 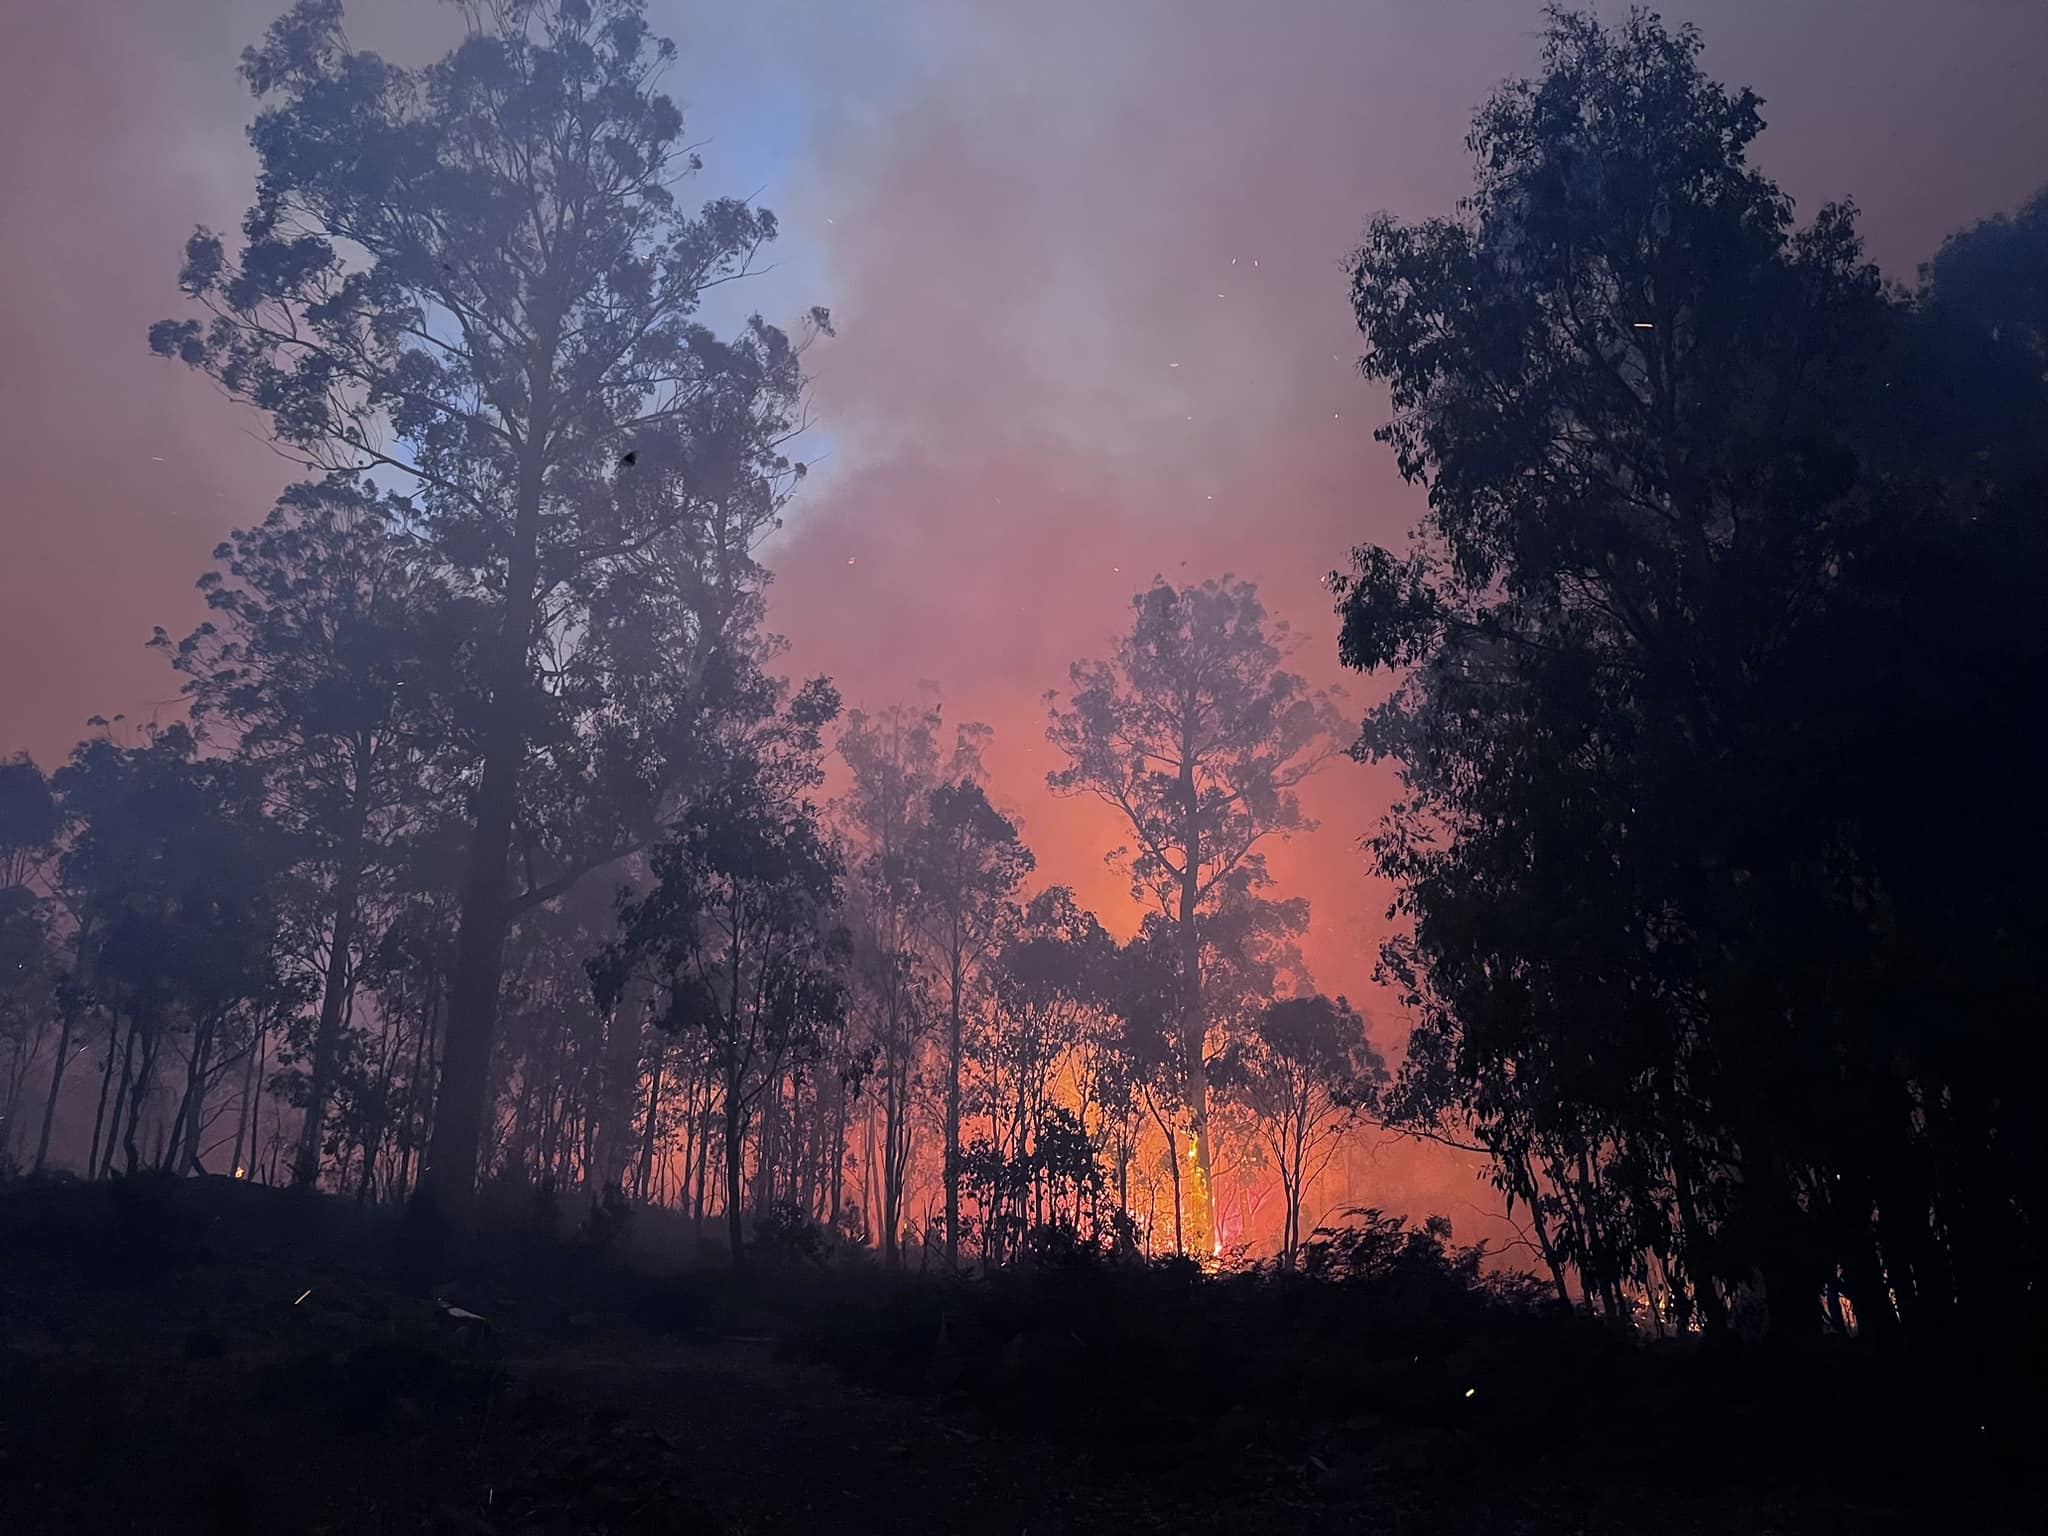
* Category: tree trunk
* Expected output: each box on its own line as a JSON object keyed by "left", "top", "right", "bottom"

{"left": 944, "top": 944, "right": 964, "bottom": 1272}
{"left": 1671, "top": 1152, "right": 1729, "bottom": 1336}
{"left": 596, "top": 971, "right": 653, "bottom": 1195}
{"left": 91, "top": 1014, "right": 128, "bottom": 1179}
{"left": 693, "top": 1105, "right": 711, "bottom": 1234}
{"left": 356, "top": 1120, "right": 380, "bottom": 1202}
{"left": 883, "top": 1043, "right": 909, "bottom": 1268}
{"left": 724, "top": 1087, "right": 747, "bottom": 1270}
{"left": 674, "top": 1073, "right": 697, "bottom": 1213}
{"left": 393, "top": 992, "right": 435, "bottom": 1204}
{"left": 862, "top": 1106, "right": 878, "bottom": 1251}
{"left": 420, "top": 718, "right": 519, "bottom": 1223}
{"left": 1116, "top": 1139, "right": 1132, "bottom": 1253}
{"left": 1168, "top": 1144, "right": 1184, "bottom": 1255}
{"left": 753, "top": 1074, "right": 781, "bottom": 1216}
{"left": 245, "top": 1026, "right": 269, "bottom": 1179}
{"left": 230, "top": 1031, "right": 260, "bottom": 1179}
{"left": 1176, "top": 781, "right": 1214, "bottom": 1259}
{"left": 122, "top": 1012, "right": 162, "bottom": 1177}
{"left": 635, "top": 1045, "right": 664, "bottom": 1202}
{"left": 420, "top": 411, "right": 548, "bottom": 1227}
{"left": 168, "top": 1020, "right": 215, "bottom": 1174}
{"left": 1278, "top": 1173, "right": 1295, "bottom": 1268}
{"left": 829, "top": 1073, "right": 849, "bottom": 1233}
{"left": 1532, "top": 1205, "right": 1576, "bottom": 1312}
{"left": 297, "top": 813, "right": 367, "bottom": 1188}
{"left": 33, "top": 1002, "right": 76, "bottom": 1174}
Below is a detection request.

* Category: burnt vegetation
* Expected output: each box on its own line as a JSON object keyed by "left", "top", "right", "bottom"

{"left": 2, "top": 3, "right": 2044, "bottom": 1532}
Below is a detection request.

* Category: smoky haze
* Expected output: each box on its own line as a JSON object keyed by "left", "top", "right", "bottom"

{"left": 4, "top": 0, "right": 2045, "bottom": 1233}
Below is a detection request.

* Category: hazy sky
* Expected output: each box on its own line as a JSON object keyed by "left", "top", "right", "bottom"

{"left": 5, "top": 0, "right": 2044, "bottom": 1228}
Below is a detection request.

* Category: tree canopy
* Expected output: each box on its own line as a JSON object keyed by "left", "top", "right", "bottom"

{"left": 1335, "top": 6, "right": 2048, "bottom": 1338}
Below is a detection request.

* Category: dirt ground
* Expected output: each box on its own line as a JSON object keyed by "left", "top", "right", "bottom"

{"left": 1, "top": 1176, "right": 2036, "bottom": 1535}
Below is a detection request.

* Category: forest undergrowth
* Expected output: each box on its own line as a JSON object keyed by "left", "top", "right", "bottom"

{"left": 2, "top": 1173, "right": 2035, "bottom": 1535}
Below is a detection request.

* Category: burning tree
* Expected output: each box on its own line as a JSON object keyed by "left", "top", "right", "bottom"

{"left": 1214, "top": 994, "right": 1385, "bottom": 1269}
{"left": 1047, "top": 578, "right": 1340, "bottom": 1257}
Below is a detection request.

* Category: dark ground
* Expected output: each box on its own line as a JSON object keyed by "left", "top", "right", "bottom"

{"left": 0, "top": 1174, "right": 2037, "bottom": 1535}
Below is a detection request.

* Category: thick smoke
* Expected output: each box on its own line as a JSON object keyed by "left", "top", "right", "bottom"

{"left": 4, "top": 0, "right": 2043, "bottom": 1230}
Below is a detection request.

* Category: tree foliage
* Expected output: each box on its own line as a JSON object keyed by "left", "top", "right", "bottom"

{"left": 1048, "top": 577, "right": 1339, "bottom": 1256}
{"left": 150, "top": 0, "right": 825, "bottom": 1220}
{"left": 593, "top": 679, "right": 845, "bottom": 1267}
{"left": 1337, "top": 7, "right": 2048, "bottom": 1338}
{"left": 1215, "top": 994, "right": 1384, "bottom": 1268}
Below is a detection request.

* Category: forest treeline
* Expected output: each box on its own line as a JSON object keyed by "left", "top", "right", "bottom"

{"left": 2, "top": 2, "right": 2043, "bottom": 1352}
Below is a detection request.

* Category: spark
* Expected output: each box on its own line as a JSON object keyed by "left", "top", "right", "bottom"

{"left": 150, "top": 456, "right": 166, "bottom": 463}
{"left": 1231, "top": 257, "right": 1237, "bottom": 265}
{"left": 1253, "top": 259, "right": 1259, "bottom": 268}
{"left": 1632, "top": 321, "right": 1654, "bottom": 330}
{"left": 826, "top": 217, "right": 835, "bottom": 224}
{"left": 1216, "top": 293, "right": 1225, "bottom": 299}
{"left": 294, "top": 1289, "right": 312, "bottom": 1305}
{"left": 846, "top": 557, "right": 857, "bottom": 566}
{"left": 233, "top": 1165, "right": 246, "bottom": 1178}
{"left": 1464, "top": 1387, "right": 1476, "bottom": 1398}
{"left": 1168, "top": 362, "right": 1180, "bottom": 368}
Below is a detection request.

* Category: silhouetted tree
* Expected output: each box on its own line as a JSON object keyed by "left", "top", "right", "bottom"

{"left": 153, "top": 477, "right": 453, "bottom": 1187}
{"left": 835, "top": 702, "right": 951, "bottom": 1265}
{"left": 1214, "top": 995, "right": 1383, "bottom": 1269}
{"left": 594, "top": 679, "right": 843, "bottom": 1268}
{"left": 0, "top": 757, "right": 62, "bottom": 1166}
{"left": 912, "top": 779, "right": 1033, "bottom": 1270}
{"left": 151, "top": 0, "right": 825, "bottom": 1222}
{"left": 975, "top": 887, "right": 1114, "bottom": 1263}
{"left": 0, "top": 756, "right": 57, "bottom": 894}
{"left": 1336, "top": 7, "right": 2048, "bottom": 1338}
{"left": 1925, "top": 182, "right": 2048, "bottom": 369}
{"left": 1104, "top": 918, "right": 1192, "bottom": 1254}
{"left": 1048, "top": 577, "right": 1338, "bottom": 1255}
{"left": 54, "top": 729, "right": 301, "bottom": 1177}
{"left": 0, "top": 888, "right": 57, "bottom": 1167}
